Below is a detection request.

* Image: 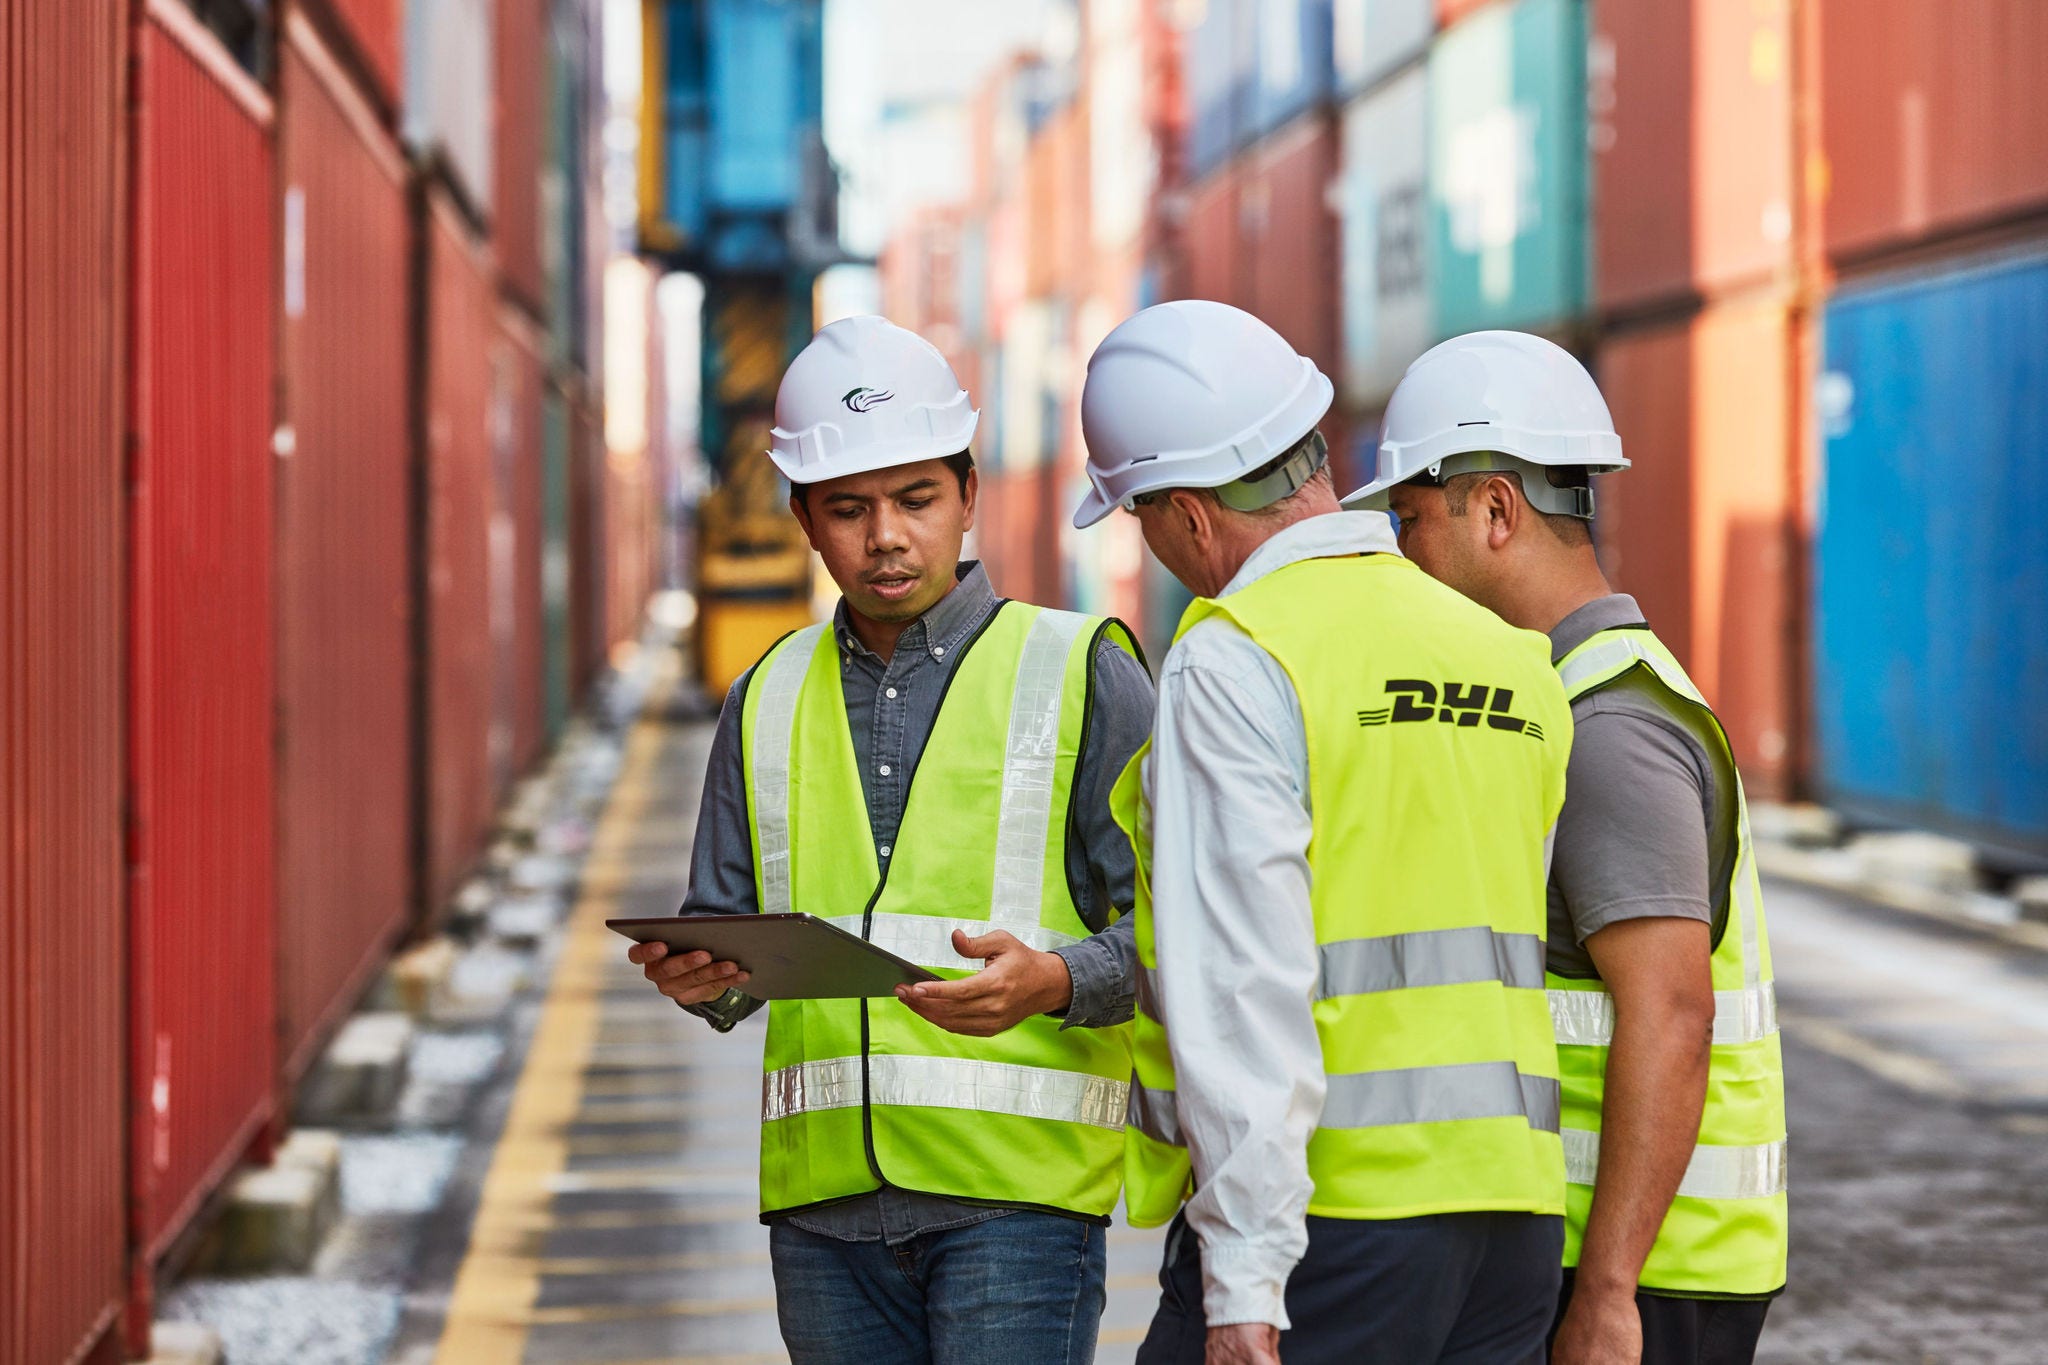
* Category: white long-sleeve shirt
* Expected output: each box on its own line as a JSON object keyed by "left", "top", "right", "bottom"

{"left": 1142, "top": 511, "right": 1403, "bottom": 1329}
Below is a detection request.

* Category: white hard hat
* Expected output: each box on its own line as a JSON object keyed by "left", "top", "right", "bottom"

{"left": 1341, "top": 330, "right": 1628, "bottom": 519}
{"left": 1073, "top": 299, "right": 1334, "bottom": 529}
{"left": 768, "top": 315, "right": 979, "bottom": 484}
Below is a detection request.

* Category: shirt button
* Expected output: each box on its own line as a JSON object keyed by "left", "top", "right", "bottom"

{"left": 886, "top": 687, "right": 898, "bottom": 699}
{"left": 879, "top": 844, "right": 892, "bottom": 857}
{"left": 932, "top": 645, "right": 946, "bottom": 658}
{"left": 879, "top": 764, "right": 892, "bottom": 776}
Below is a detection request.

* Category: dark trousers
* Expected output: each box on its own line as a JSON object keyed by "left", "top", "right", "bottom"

{"left": 1139, "top": 1210, "right": 1564, "bottom": 1364}
{"left": 1551, "top": 1271, "right": 1772, "bottom": 1365}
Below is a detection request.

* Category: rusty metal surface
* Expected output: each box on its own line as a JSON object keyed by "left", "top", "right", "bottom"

{"left": 1591, "top": 0, "right": 1796, "bottom": 312}
{"left": 1597, "top": 299, "right": 1802, "bottom": 796}
{"left": 276, "top": 13, "right": 416, "bottom": 1082}
{"left": 0, "top": 2, "right": 130, "bottom": 1361}
{"left": 422, "top": 186, "right": 502, "bottom": 914}
{"left": 493, "top": 306, "right": 548, "bottom": 789}
{"left": 129, "top": 2, "right": 279, "bottom": 1262}
{"left": 494, "top": 0, "right": 549, "bottom": 314}
{"left": 1818, "top": 0, "right": 2048, "bottom": 265}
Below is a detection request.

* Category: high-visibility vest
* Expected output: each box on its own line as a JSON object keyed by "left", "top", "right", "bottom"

{"left": 1118, "top": 553, "right": 1573, "bottom": 1226}
{"left": 1549, "top": 626, "right": 1789, "bottom": 1296}
{"left": 740, "top": 602, "right": 1140, "bottom": 1219}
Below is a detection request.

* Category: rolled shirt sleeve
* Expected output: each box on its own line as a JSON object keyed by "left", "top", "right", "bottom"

{"left": 1146, "top": 621, "right": 1324, "bottom": 1330}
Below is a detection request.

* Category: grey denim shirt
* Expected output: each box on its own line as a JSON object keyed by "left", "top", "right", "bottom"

{"left": 678, "top": 562, "right": 1154, "bottom": 1242}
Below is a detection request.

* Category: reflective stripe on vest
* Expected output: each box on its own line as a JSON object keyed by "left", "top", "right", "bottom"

{"left": 823, "top": 913, "right": 1081, "bottom": 970}
{"left": 765, "top": 1055, "right": 1128, "bottom": 1131}
{"left": 990, "top": 609, "right": 1091, "bottom": 932}
{"left": 1549, "top": 982, "right": 1780, "bottom": 1047}
{"left": 749, "top": 623, "right": 829, "bottom": 918}
{"left": 1563, "top": 1128, "right": 1788, "bottom": 1202}
{"left": 1322, "top": 1062, "right": 1561, "bottom": 1133}
{"left": 1322, "top": 927, "right": 1546, "bottom": 999}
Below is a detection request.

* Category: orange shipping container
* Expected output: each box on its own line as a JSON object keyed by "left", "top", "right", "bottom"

{"left": 276, "top": 11, "right": 416, "bottom": 1081}
{"left": 1, "top": 3, "right": 129, "bottom": 1361}
{"left": 1818, "top": 0, "right": 2048, "bottom": 265}
{"left": 494, "top": 0, "right": 548, "bottom": 312}
{"left": 1243, "top": 115, "right": 1342, "bottom": 402}
{"left": 1597, "top": 298, "right": 1803, "bottom": 795}
{"left": 1179, "top": 167, "right": 1243, "bottom": 306}
{"left": 322, "top": 0, "right": 405, "bottom": 107}
{"left": 1591, "top": 0, "right": 1796, "bottom": 311}
{"left": 493, "top": 307, "right": 548, "bottom": 787}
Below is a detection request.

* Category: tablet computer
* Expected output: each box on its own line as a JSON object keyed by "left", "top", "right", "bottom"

{"left": 606, "top": 913, "right": 943, "bottom": 999}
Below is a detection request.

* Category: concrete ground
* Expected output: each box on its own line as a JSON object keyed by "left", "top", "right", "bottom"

{"left": 166, "top": 655, "right": 2048, "bottom": 1364}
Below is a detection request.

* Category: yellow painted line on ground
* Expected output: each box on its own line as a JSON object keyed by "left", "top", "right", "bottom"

{"left": 1100, "top": 1326, "right": 1150, "bottom": 1345}
{"left": 564, "top": 1131, "right": 749, "bottom": 1158}
{"left": 1788, "top": 1014, "right": 1971, "bottom": 1102}
{"left": 544, "top": 1201, "right": 763, "bottom": 1231}
{"left": 434, "top": 660, "right": 677, "bottom": 1365}
{"left": 525, "top": 1297, "right": 781, "bottom": 1326}
{"left": 1105, "top": 1273, "right": 1157, "bottom": 1291}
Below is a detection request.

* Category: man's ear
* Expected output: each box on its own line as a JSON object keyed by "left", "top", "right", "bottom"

{"left": 1484, "top": 474, "right": 1521, "bottom": 549}
{"left": 960, "top": 467, "right": 979, "bottom": 533}
{"left": 789, "top": 491, "right": 818, "bottom": 547}
{"left": 1166, "top": 488, "right": 1211, "bottom": 544}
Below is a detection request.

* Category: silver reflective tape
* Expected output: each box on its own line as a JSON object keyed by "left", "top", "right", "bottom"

{"left": 762, "top": 1054, "right": 1128, "bottom": 1131}
{"left": 1321, "top": 1061, "right": 1561, "bottom": 1134}
{"left": 1319, "top": 927, "right": 1546, "bottom": 1000}
{"left": 1126, "top": 1079, "right": 1182, "bottom": 1147}
{"left": 1563, "top": 1127, "right": 1788, "bottom": 1201}
{"left": 1556, "top": 635, "right": 1706, "bottom": 707}
{"left": 750, "top": 626, "right": 828, "bottom": 919}
{"left": 989, "top": 610, "right": 1089, "bottom": 931}
{"left": 1548, "top": 984, "right": 1778, "bottom": 1047}
{"left": 823, "top": 913, "right": 1079, "bottom": 970}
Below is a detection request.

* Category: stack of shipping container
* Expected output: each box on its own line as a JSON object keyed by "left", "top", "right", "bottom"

{"left": 878, "top": 0, "right": 2048, "bottom": 858}
{"left": 0, "top": 0, "right": 653, "bottom": 1357}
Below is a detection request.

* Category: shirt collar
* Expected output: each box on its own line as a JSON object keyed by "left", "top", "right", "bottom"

{"left": 833, "top": 560, "right": 998, "bottom": 663}
{"left": 1547, "top": 593, "right": 1649, "bottom": 663}
{"left": 1218, "top": 511, "right": 1403, "bottom": 598}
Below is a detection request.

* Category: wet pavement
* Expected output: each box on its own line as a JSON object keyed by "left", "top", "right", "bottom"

{"left": 159, "top": 649, "right": 2048, "bottom": 1364}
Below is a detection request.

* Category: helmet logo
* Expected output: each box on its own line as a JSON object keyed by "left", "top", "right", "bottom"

{"left": 841, "top": 386, "right": 895, "bottom": 413}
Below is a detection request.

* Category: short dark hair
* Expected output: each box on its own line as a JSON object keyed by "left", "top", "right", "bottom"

{"left": 1443, "top": 469, "right": 1593, "bottom": 547}
{"left": 791, "top": 450, "right": 975, "bottom": 508}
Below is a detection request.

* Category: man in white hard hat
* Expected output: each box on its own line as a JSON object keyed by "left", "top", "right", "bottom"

{"left": 1343, "top": 331, "right": 1788, "bottom": 1365}
{"left": 627, "top": 315, "right": 1154, "bottom": 1363}
{"left": 1076, "top": 299, "right": 1575, "bottom": 1365}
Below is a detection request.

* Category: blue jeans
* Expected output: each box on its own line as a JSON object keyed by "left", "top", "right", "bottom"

{"left": 769, "top": 1212, "right": 1108, "bottom": 1365}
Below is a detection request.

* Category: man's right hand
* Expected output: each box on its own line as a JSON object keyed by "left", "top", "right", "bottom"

{"left": 627, "top": 941, "right": 750, "bottom": 1006}
{"left": 1550, "top": 1283, "right": 1643, "bottom": 1365}
{"left": 1205, "top": 1324, "right": 1281, "bottom": 1365}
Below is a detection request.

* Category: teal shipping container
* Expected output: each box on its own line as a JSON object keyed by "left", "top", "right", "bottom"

{"left": 542, "top": 382, "right": 574, "bottom": 740}
{"left": 1427, "top": 0, "right": 1588, "bottom": 337}
{"left": 1814, "top": 250, "right": 2048, "bottom": 859}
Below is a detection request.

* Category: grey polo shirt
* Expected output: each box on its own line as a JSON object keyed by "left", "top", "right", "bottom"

{"left": 679, "top": 561, "right": 1154, "bottom": 1242}
{"left": 1545, "top": 595, "right": 1732, "bottom": 978}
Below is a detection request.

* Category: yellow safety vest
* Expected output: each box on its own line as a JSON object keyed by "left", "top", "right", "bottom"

{"left": 740, "top": 603, "right": 1139, "bottom": 1219}
{"left": 1119, "top": 553, "right": 1573, "bottom": 1226}
{"left": 1550, "top": 626, "right": 1789, "bottom": 1296}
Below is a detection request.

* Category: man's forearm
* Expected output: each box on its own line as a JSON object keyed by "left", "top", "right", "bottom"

{"left": 1575, "top": 999, "right": 1712, "bottom": 1292}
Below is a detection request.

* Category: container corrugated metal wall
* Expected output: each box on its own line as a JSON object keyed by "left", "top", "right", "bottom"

{"left": 130, "top": 2, "right": 278, "bottom": 1263}
{"left": 1428, "top": 0, "right": 1588, "bottom": 336}
{"left": 495, "top": 307, "right": 548, "bottom": 782}
{"left": 571, "top": 395, "right": 610, "bottom": 689}
{"left": 1245, "top": 114, "right": 1342, "bottom": 398}
{"left": 546, "top": 5, "right": 590, "bottom": 374}
{"left": 322, "top": 0, "right": 405, "bottom": 107}
{"left": 1, "top": 3, "right": 130, "bottom": 1361}
{"left": 1180, "top": 168, "right": 1242, "bottom": 305}
{"left": 1334, "top": 0, "right": 1431, "bottom": 97}
{"left": 276, "top": 12, "right": 416, "bottom": 1084}
{"left": 1818, "top": 0, "right": 2048, "bottom": 266}
{"left": 405, "top": 0, "right": 495, "bottom": 214}
{"left": 1249, "top": 0, "right": 1334, "bottom": 139}
{"left": 1185, "top": 0, "right": 1253, "bottom": 178}
{"left": 1591, "top": 0, "right": 1794, "bottom": 312}
{"left": 1598, "top": 299, "right": 1799, "bottom": 794}
{"left": 542, "top": 380, "right": 574, "bottom": 739}
{"left": 494, "top": 0, "right": 548, "bottom": 313}
{"left": 1338, "top": 63, "right": 1430, "bottom": 405}
{"left": 1813, "top": 252, "right": 2048, "bottom": 854}
{"left": 422, "top": 186, "right": 501, "bottom": 913}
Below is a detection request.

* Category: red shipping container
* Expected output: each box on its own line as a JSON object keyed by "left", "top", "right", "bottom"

{"left": 276, "top": 12, "right": 416, "bottom": 1083}
{"left": 1438, "top": 0, "right": 1499, "bottom": 27}
{"left": 1591, "top": 0, "right": 1796, "bottom": 311}
{"left": 1597, "top": 298, "right": 1803, "bottom": 795}
{"left": 1, "top": 3, "right": 129, "bottom": 1362}
{"left": 1179, "top": 166, "right": 1243, "bottom": 307}
{"left": 494, "top": 0, "right": 549, "bottom": 312}
{"left": 319, "top": 0, "right": 405, "bottom": 108}
{"left": 1243, "top": 114, "right": 1341, "bottom": 398}
{"left": 1819, "top": 0, "right": 2048, "bottom": 265}
{"left": 129, "top": 1, "right": 278, "bottom": 1272}
{"left": 423, "top": 186, "right": 502, "bottom": 913}
{"left": 494, "top": 306, "right": 548, "bottom": 784}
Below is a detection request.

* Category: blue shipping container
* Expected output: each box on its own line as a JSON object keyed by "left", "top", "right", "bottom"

{"left": 1814, "top": 251, "right": 2048, "bottom": 856}
{"left": 1186, "top": 0, "right": 1254, "bottom": 179}
{"left": 1250, "top": 0, "right": 1334, "bottom": 139}
{"left": 707, "top": 0, "right": 820, "bottom": 212}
